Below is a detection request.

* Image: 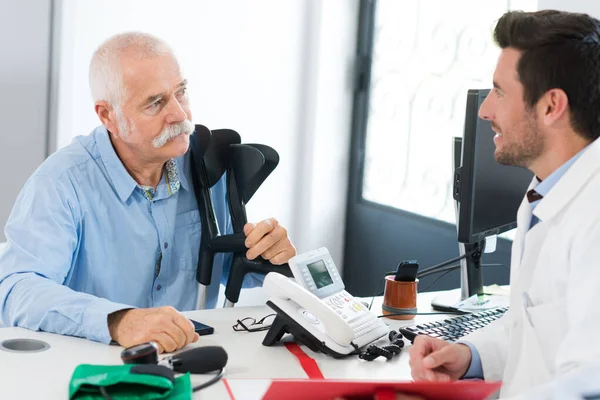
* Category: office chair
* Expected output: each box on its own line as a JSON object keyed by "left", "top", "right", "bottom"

{"left": 189, "top": 124, "right": 293, "bottom": 308}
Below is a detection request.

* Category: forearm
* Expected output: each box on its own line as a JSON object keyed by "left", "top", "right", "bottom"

{"left": 459, "top": 342, "right": 484, "bottom": 379}
{"left": 460, "top": 313, "right": 512, "bottom": 381}
{"left": 1, "top": 272, "right": 133, "bottom": 344}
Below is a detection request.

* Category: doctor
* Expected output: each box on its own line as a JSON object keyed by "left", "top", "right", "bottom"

{"left": 408, "top": 10, "right": 600, "bottom": 399}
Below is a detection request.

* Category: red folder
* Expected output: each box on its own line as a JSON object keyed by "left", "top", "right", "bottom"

{"left": 261, "top": 379, "right": 502, "bottom": 400}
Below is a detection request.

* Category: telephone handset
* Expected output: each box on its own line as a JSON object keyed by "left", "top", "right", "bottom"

{"left": 262, "top": 248, "right": 389, "bottom": 358}
{"left": 263, "top": 273, "right": 355, "bottom": 346}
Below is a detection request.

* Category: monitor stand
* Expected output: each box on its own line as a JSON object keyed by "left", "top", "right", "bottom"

{"left": 431, "top": 240, "right": 484, "bottom": 311}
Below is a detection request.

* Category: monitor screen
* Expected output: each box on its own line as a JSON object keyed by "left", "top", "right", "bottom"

{"left": 455, "top": 89, "right": 534, "bottom": 244}
{"left": 306, "top": 259, "right": 334, "bottom": 289}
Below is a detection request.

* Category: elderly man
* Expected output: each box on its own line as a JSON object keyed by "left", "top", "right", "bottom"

{"left": 0, "top": 32, "right": 296, "bottom": 353}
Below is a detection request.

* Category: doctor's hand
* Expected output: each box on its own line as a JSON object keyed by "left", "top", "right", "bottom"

{"left": 108, "top": 306, "right": 199, "bottom": 353}
{"left": 244, "top": 218, "right": 296, "bottom": 265}
{"left": 408, "top": 335, "right": 472, "bottom": 382}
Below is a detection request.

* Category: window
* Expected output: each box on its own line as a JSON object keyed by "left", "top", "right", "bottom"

{"left": 362, "top": 0, "right": 537, "bottom": 224}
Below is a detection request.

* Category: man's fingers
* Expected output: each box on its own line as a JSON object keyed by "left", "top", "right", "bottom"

{"left": 154, "top": 332, "right": 178, "bottom": 353}
{"left": 246, "top": 224, "right": 284, "bottom": 260}
{"left": 243, "top": 222, "right": 256, "bottom": 236}
{"left": 423, "top": 346, "right": 455, "bottom": 369}
{"left": 408, "top": 335, "right": 451, "bottom": 382}
{"left": 172, "top": 314, "right": 196, "bottom": 346}
{"left": 261, "top": 234, "right": 291, "bottom": 260}
{"left": 424, "top": 370, "right": 451, "bottom": 382}
{"left": 269, "top": 245, "right": 296, "bottom": 265}
{"left": 243, "top": 218, "right": 296, "bottom": 264}
{"left": 155, "top": 342, "right": 165, "bottom": 354}
{"left": 408, "top": 354, "right": 430, "bottom": 382}
{"left": 244, "top": 218, "right": 278, "bottom": 249}
{"left": 192, "top": 333, "right": 200, "bottom": 343}
{"left": 410, "top": 363, "right": 429, "bottom": 381}
{"left": 411, "top": 364, "right": 450, "bottom": 382}
{"left": 111, "top": 307, "right": 198, "bottom": 354}
{"left": 409, "top": 335, "right": 436, "bottom": 358}
{"left": 166, "top": 319, "right": 189, "bottom": 349}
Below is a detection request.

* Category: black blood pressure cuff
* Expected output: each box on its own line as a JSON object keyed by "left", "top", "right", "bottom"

{"left": 69, "top": 364, "right": 191, "bottom": 399}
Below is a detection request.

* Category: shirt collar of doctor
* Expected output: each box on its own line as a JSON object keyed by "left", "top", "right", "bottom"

{"left": 531, "top": 150, "right": 582, "bottom": 200}
{"left": 96, "top": 126, "right": 189, "bottom": 202}
{"left": 531, "top": 142, "right": 594, "bottom": 220}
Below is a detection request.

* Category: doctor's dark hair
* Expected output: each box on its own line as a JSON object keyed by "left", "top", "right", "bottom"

{"left": 494, "top": 10, "right": 600, "bottom": 141}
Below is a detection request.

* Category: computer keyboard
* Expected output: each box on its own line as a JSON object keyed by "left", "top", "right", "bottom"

{"left": 399, "top": 307, "right": 508, "bottom": 343}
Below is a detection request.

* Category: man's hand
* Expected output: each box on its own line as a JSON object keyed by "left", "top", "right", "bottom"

{"left": 408, "top": 335, "right": 472, "bottom": 382}
{"left": 244, "top": 218, "right": 296, "bottom": 265}
{"left": 108, "top": 306, "right": 199, "bottom": 353}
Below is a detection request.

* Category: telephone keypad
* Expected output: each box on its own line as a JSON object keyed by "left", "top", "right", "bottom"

{"left": 324, "top": 291, "right": 388, "bottom": 345}
{"left": 348, "top": 312, "right": 385, "bottom": 345}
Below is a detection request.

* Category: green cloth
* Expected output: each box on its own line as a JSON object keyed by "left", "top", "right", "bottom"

{"left": 69, "top": 364, "right": 192, "bottom": 400}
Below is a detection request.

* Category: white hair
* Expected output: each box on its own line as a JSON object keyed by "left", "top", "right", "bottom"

{"left": 89, "top": 32, "right": 176, "bottom": 110}
{"left": 152, "top": 120, "right": 195, "bottom": 148}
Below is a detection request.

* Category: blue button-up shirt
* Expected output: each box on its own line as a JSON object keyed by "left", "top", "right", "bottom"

{"left": 0, "top": 126, "right": 262, "bottom": 343}
{"left": 462, "top": 145, "right": 589, "bottom": 379}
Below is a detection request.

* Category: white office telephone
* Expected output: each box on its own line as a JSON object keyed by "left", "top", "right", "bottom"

{"left": 261, "top": 247, "right": 389, "bottom": 357}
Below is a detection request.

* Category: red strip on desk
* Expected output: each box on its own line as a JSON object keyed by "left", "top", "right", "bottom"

{"left": 284, "top": 342, "right": 324, "bottom": 379}
{"left": 223, "top": 378, "right": 235, "bottom": 400}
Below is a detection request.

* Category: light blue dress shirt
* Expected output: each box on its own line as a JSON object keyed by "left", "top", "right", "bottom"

{"left": 0, "top": 126, "right": 263, "bottom": 344}
{"left": 462, "top": 145, "right": 589, "bottom": 379}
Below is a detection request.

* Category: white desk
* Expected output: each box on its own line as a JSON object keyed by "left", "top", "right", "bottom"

{"left": 0, "top": 292, "right": 449, "bottom": 399}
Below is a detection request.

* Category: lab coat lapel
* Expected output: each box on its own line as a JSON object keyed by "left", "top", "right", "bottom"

{"left": 511, "top": 178, "right": 537, "bottom": 272}
{"left": 533, "top": 138, "right": 600, "bottom": 224}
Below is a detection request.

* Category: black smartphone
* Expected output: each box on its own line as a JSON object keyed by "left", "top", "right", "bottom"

{"left": 190, "top": 319, "right": 214, "bottom": 336}
{"left": 394, "top": 260, "right": 419, "bottom": 282}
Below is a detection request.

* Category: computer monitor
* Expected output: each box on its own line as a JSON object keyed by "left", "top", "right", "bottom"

{"left": 432, "top": 89, "right": 533, "bottom": 310}
{"left": 455, "top": 89, "right": 533, "bottom": 245}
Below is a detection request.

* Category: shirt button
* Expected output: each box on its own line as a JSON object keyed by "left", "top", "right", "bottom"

{"left": 156, "top": 284, "right": 162, "bottom": 291}
{"left": 163, "top": 242, "right": 168, "bottom": 249}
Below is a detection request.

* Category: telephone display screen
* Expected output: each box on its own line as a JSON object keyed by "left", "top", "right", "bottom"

{"left": 307, "top": 259, "right": 334, "bottom": 289}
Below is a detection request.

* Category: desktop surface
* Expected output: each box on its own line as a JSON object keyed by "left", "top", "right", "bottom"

{"left": 0, "top": 291, "right": 488, "bottom": 399}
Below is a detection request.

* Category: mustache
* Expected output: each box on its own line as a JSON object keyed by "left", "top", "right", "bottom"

{"left": 152, "top": 120, "right": 195, "bottom": 148}
{"left": 491, "top": 122, "right": 501, "bottom": 133}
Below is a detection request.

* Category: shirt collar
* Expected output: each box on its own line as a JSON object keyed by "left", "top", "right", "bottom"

{"left": 96, "top": 126, "right": 138, "bottom": 202}
{"left": 174, "top": 154, "right": 190, "bottom": 192}
{"left": 96, "top": 126, "right": 189, "bottom": 202}
{"left": 532, "top": 145, "right": 589, "bottom": 199}
{"left": 164, "top": 159, "right": 181, "bottom": 195}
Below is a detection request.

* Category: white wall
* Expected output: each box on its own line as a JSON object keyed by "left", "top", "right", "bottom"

{"left": 0, "top": 0, "right": 52, "bottom": 242}
{"left": 53, "top": 0, "right": 358, "bottom": 304}
{"left": 539, "top": 0, "right": 600, "bottom": 16}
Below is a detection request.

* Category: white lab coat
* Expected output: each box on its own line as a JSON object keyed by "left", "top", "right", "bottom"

{"left": 464, "top": 137, "right": 600, "bottom": 399}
